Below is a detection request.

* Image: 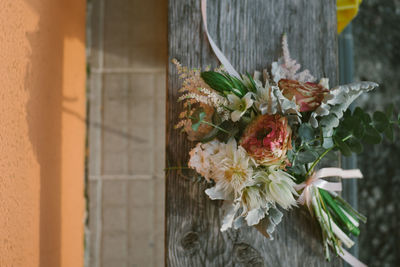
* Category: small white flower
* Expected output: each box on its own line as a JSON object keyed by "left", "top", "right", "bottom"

{"left": 206, "top": 138, "right": 254, "bottom": 199}
{"left": 188, "top": 140, "right": 221, "bottom": 182}
{"left": 227, "top": 92, "right": 253, "bottom": 122}
{"left": 253, "top": 166, "right": 298, "bottom": 210}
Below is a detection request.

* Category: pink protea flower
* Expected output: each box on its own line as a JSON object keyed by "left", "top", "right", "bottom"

{"left": 278, "top": 79, "right": 329, "bottom": 112}
{"left": 240, "top": 114, "right": 292, "bottom": 166}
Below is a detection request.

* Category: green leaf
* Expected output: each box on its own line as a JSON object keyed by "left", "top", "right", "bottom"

{"left": 398, "top": 114, "right": 400, "bottom": 126}
{"left": 353, "top": 121, "right": 365, "bottom": 139}
{"left": 362, "top": 113, "right": 372, "bottom": 124}
{"left": 334, "top": 135, "right": 352, "bottom": 156}
{"left": 298, "top": 123, "right": 315, "bottom": 142}
{"left": 228, "top": 75, "right": 247, "bottom": 95}
{"left": 201, "top": 71, "right": 233, "bottom": 93}
{"left": 346, "top": 137, "right": 363, "bottom": 154}
{"left": 342, "top": 116, "right": 357, "bottom": 130}
{"left": 231, "top": 88, "right": 243, "bottom": 97}
{"left": 296, "top": 150, "right": 319, "bottom": 164}
{"left": 191, "top": 122, "right": 201, "bottom": 131}
{"left": 385, "top": 104, "right": 394, "bottom": 118}
{"left": 363, "top": 125, "right": 382, "bottom": 144}
{"left": 353, "top": 107, "right": 364, "bottom": 119}
{"left": 287, "top": 165, "right": 306, "bottom": 176}
{"left": 343, "top": 109, "right": 352, "bottom": 118}
{"left": 191, "top": 110, "right": 206, "bottom": 132}
{"left": 354, "top": 107, "right": 372, "bottom": 124}
{"left": 335, "top": 125, "right": 352, "bottom": 139}
{"left": 373, "top": 111, "right": 390, "bottom": 132}
{"left": 384, "top": 124, "right": 394, "bottom": 142}
{"left": 199, "top": 112, "right": 206, "bottom": 121}
{"left": 245, "top": 72, "right": 257, "bottom": 92}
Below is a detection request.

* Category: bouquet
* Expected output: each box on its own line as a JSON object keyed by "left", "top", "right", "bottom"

{"left": 173, "top": 35, "right": 399, "bottom": 264}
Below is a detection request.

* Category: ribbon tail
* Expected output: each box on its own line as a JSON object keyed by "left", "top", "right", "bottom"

{"left": 339, "top": 248, "right": 368, "bottom": 267}
{"left": 201, "top": 0, "right": 241, "bottom": 78}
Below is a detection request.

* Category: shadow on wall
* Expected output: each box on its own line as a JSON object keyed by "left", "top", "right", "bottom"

{"left": 23, "top": 0, "right": 85, "bottom": 266}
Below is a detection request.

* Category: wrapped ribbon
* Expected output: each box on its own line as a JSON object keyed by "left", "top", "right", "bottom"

{"left": 294, "top": 168, "right": 366, "bottom": 267}
{"left": 294, "top": 167, "right": 363, "bottom": 212}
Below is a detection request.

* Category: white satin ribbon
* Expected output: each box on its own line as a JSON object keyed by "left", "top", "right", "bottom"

{"left": 201, "top": 0, "right": 241, "bottom": 78}
{"left": 294, "top": 167, "right": 363, "bottom": 211}
{"left": 339, "top": 248, "right": 367, "bottom": 267}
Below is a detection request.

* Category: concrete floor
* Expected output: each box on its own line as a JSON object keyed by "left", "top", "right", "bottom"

{"left": 86, "top": 0, "right": 167, "bottom": 266}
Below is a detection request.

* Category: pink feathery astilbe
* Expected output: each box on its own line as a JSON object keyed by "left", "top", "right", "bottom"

{"left": 271, "top": 34, "right": 316, "bottom": 83}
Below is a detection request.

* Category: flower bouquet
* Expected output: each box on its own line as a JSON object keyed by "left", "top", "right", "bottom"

{"left": 173, "top": 35, "right": 399, "bottom": 265}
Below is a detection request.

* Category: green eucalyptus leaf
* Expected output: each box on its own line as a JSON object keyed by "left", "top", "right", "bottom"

{"left": 353, "top": 121, "right": 365, "bottom": 139}
{"left": 334, "top": 135, "right": 352, "bottom": 156}
{"left": 346, "top": 137, "right": 363, "bottom": 154}
{"left": 287, "top": 150, "right": 295, "bottom": 162}
{"left": 385, "top": 104, "right": 394, "bottom": 118}
{"left": 335, "top": 125, "right": 352, "bottom": 139}
{"left": 362, "top": 113, "right": 372, "bottom": 124}
{"left": 343, "top": 109, "right": 352, "bottom": 118}
{"left": 296, "top": 150, "right": 319, "bottom": 164}
{"left": 363, "top": 125, "right": 382, "bottom": 144}
{"left": 353, "top": 107, "right": 364, "bottom": 119}
{"left": 354, "top": 107, "right": 372, "bottom": 125}
{"left": 398, "top": 114, "right": 400, "bottom": 126}
{"left": 298, "top": 123, "right": 315, "bottom": 142}
{"left": 287, "top": 165, "right": 307, "bottom": 176}
{"left": 373, "top": 111, "right": 390, "bottom": 132}
{"left": 342, "top": 116, "right": 357, "bottom": 130}
{"left": 384, "top": 124, "right": 394, "bottom": 142}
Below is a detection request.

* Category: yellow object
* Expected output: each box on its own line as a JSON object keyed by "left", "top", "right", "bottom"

{"left": 337, "top": 0, "right": 362, "bottom": 33}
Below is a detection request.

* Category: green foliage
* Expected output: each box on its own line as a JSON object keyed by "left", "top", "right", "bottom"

{"left": 296, "top": 150, "right": 319, "bottom": 164}
{"left": 298, "top": 123, "right": 315, "bottom": 142}
{"left": 332, "top": 105, "right": 398, "bottom": 156}
{"left": 245, "top": 72, "right": 257, "bottom": 92}
{"left": 363, "top": 125, "right": 382, "bottom": 144}
{"left": 333, "top": 135, "right": 352, "bottom": 156}
{"left": 373, "top": 111, "right": 390, "bottom": 132}
{"left": 191, "top": 111, "right": 206, "bottom": 131}
{"left": 201, "top": 71, "right": 249, "bottom": 97}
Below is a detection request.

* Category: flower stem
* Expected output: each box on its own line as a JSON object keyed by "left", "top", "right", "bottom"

{"left": 201, "top": 120, "right": 231, "bottom": 134}
{"left": 305, "top": 135, "right": 352, "bottom": 177}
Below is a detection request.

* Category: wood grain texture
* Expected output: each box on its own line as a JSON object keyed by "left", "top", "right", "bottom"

{"left": 166, "top": 0, "right": 340, "bottom": 266}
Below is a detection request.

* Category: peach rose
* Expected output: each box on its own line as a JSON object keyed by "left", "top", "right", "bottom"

{"left": 240, "top": 114, "right": 292, "bottom": 166}
{"left": 278, "top": 79, "right": 328, "bottom": 112}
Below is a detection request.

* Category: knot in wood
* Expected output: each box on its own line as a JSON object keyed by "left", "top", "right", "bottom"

{"left": 180, "top": 231, "right": 200, "bottom": 254}
{"left": 233, "top": 242, "right": 264, "bottom": 267}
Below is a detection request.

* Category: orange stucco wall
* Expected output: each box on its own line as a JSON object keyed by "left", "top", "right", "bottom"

{"left": 0, "top": 0, "right": 86, "bottom": 266}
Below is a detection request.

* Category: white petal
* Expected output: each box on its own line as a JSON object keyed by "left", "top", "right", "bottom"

{"left": 227, "top": 94, "right": 240, "bottom": 107}
{"left": 221, "top": 202, "right": 239, "bottom": 231}
{"left": 245, "top": 208, "right": 266, "bottom": 226}
{"left": 231, "top": 110, "right": 242, "bottom": 122}
{"left": 205, "top": 185, "right": 226, "bottom": 200}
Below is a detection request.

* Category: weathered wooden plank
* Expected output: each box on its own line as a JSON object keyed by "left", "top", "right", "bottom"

{"left": 166, "top": 1, "right": 341, "bottom": 266}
